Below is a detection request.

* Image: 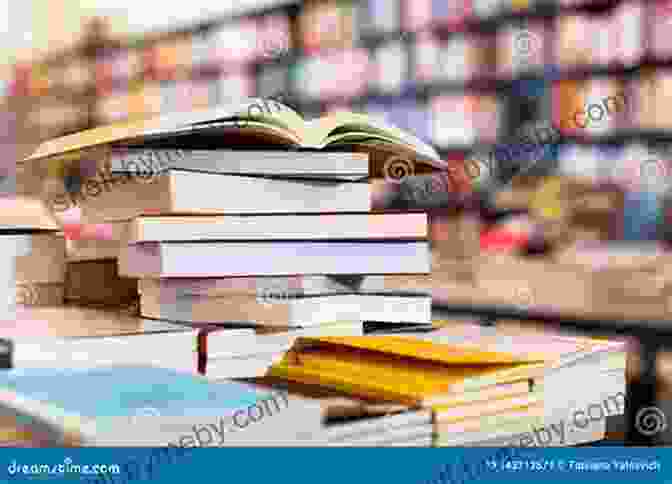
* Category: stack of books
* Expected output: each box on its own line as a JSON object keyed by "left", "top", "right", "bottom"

{"left": 18, "top": 100, "right": 441, "bottom": 378}
{"left": 0, "top": 197, "right": 66, "bottom": 315}
{"left": 267, "top": 320, "right": 626, "bottom": 447}
{"left": 114, "top": 193, "right": 432, "bottom": 378}
{"left": 0, "top": 304, "right": 628, "bottom": 447}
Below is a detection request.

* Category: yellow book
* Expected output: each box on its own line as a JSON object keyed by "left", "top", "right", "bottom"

{"left": 268, "top": 336, "right": 546, "bottom": 407}
{"left": 432, "top": 380, "right": 533, "bottom": 415}
{"left": 434, "top": 392, "right": 542, "bottom": 424}
{"left": 21, "top": 99, "right": 445, "bottom": 179}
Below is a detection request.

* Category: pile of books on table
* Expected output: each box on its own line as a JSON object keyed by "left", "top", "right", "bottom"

{"left": 0, "top": 101, "right": 629, "bottom": 447}
{"left": 265, "top": 320, "right": 626, "bottom": 446}
{"left": 0, "top": 315, "right": 626, "bottom": 447}
{"left": 13, "top": 101, "right": 439, "bottom": 379}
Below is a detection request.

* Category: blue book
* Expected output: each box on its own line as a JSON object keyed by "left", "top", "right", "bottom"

{"left": 0, "top": 366, "right": 318, "bottom": 446}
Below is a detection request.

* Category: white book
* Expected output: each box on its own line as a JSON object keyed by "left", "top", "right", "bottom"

{"left": 203, "top": 353, "right": 286, "bottom": 380}
{"left": 110, "top": 149, "right": 369, "bottom": 179}
{"left": 205, "top": 322, "right": 364, "bottom": 358}
{"left": 10, "top": 327, "right": 254, "bottom": 373}
{"left": 80, "top": 171, "right": 370, "bottom": 223}
{"left": 127, "top": 213, "right": 427, "bottom": 243}
{"left": 119, "top": 241, "right": 431, "bottom": 277}
{"left": 141, "top": 293, "right": 432, "bottom": 326}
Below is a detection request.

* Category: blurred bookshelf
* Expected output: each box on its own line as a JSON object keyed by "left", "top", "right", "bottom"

{"left": 4, "top": 0, "right": 672, "bottom": 197}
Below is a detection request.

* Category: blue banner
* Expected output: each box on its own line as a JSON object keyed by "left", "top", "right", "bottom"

{"left": 0, "top": 448, "right": 668, "bottom": 484}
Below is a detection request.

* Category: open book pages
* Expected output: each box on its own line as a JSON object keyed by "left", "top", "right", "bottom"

{"left": 22, "top": 99, "right": 446, "bottom": 178}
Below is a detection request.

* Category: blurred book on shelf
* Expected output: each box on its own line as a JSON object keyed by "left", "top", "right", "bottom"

{"left": 360, "top": 0, "right": 401, "bottom": 34}
{"left": 497, "top": 23, "right": 547, "bottom": 79}
{"left": 300, "top": 0, "right": 356, "bottom": 54}
{"left": 431, "top": 94, "right": 501, "bottom": 147}
{"left": 213, "top": 19, "right": 260, "bottom": 67}
{"left": 554, "top": 2, "right": 643, "bottom": 69}
{"left": 649, "top": 0, "right": 672, "bottom": 61}
{"left": 371, "top": 41, "right": 407, "bottom": 94}
{"left": 634, "top": 71, "right": 672, "bottom": 131}
{"left": 402, "top": 0, "right": 432, "bottom": 31}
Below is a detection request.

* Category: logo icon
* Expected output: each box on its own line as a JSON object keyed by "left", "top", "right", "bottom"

{"left": 513, "top": 30, "right": 542, "bottom": 71}
{"left": 634, "top": 406, "right": 667, "bottom": 436}
{"left": 382, "top": 155, "right": 415, "bottom": 184}
{"left": 514, "top": 30, "right": 542, "bottom": 57}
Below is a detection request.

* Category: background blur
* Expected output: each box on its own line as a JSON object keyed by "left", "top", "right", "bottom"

{"left": 2, "top": 0, "right": 672, "bottom": 241}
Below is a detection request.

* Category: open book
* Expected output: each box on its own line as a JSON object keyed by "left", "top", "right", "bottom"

{"left": 22, "top": 99, "right": 446, "bottom": 178}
